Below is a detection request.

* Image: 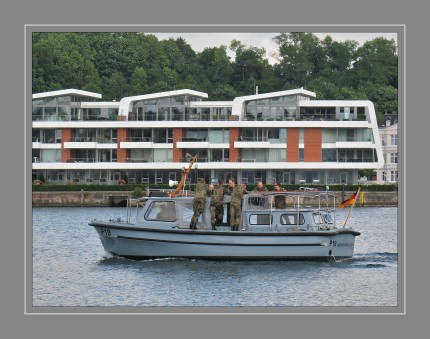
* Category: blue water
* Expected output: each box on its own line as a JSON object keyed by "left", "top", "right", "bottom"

{"left": 32, "top": 207, "right": 398, "bottom": 307}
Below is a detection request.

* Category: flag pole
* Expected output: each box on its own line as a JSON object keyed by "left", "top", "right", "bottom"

{"left": 343, "top": 187, "right": 361, "bottom": 228}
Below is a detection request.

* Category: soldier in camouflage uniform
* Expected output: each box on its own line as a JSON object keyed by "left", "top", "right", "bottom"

{"left": 227, "top": 178, "right": 248, "bottom": 231}
{"left": 273, "top": 182, "right": 287, "bottom": 209}
{"left": 210, "top": 179, "right": 227, "bottom": 230}
{"left": 190, "top": 178, "right": 208, "bottom": 229}
{"left": 253, "top": 180, "right": 268, "bottom": 193}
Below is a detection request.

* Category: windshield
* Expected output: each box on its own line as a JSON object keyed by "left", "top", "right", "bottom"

{"left": 313, "top": 211, "right": 334, "bottom": 225}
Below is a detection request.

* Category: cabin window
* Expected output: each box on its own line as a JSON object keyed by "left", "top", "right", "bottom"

{"left": 313, "top": 213, "right": 325, "bottom": 224}
{"left": 313, "top": 212, "right": 334, "bottom": 224}
{"left": 280, "top": 214, "right": 304, "bottom": 225}
{"left": 144, "top": 201, "right": 176, "bottom": 222}
{"left": 247, "top": 196, "right": 268, "bottom": 209}
{"left": 249, "top": 214, "right": 272, "bottom": 225}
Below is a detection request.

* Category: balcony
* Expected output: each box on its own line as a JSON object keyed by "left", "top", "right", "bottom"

{"left": 336, "top": 136, "right": 374, "bottom": 148}
{"left": 65, "top": 158, "right": 96, "bottom": 163}
{"left": 120, "top": 137, "right": 153, "bottom": 149}
{"left": 176, "top": 137, "right": 210, "bottom": 149}
{"left": 122, "top": 157, "right": 153, "bottom": 163}
{"left": 234, "top": 137, "right": 270, "bottom": 149}
{"left": 64, "top": 137, "right": 97, "bottom": 149}
{"left": 337, "top": 157, "right": 376, "bottom": 163}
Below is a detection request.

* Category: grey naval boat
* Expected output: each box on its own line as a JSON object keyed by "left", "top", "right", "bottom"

{"left": 89, "top": 155, "right": 360, "bottom": 261}
{"left": 89, "top": 189, "right": 360, "bottom": 261}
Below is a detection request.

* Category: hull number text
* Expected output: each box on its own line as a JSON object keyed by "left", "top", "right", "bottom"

{"left": 329, "top": 240, "right": 353, "bottom": 247}
{"left": 100, "top": 227, "right": 111, "bottom": 237}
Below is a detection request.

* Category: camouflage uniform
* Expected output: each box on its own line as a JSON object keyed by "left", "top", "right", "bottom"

{"left": 274, "top": 193, "right": 286, "bottom": 209}
{"left": 210, "top": 184, "right": 226, "bottom": 226}
{"left": 273, "top": 183, "right": 286, "bottom": 209}
{"left": 190, "top": 181, "right": 208, "bottom": 227}
{"left": 253, "top": 185, "right": 268, "bottom": 193}
{"left": 229, "top": 184, "right": 247, "bottom": 230}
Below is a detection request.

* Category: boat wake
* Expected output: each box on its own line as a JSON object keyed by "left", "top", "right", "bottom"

{"left": 353, "top": 252, "right": 398, "bottom": 263}
{"left": 340, "top": 252, "right": 398, "bottom": 268}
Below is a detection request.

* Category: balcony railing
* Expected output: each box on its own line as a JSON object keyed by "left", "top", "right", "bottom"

{"left": 121, "top": 137, "right": 152, "bottom": 142}
{"left": 65, "top": 137, "right": 96, "bottom": 142}
{"left": 337, "top": 137, "right": 373, "bottom": 142}
{"left": 236, "top": 136, "right": 269, "bottom": 142}
{"left": 178, "top": 137, "right": 208, "bottom": 142}
{"left": 122, "top": 158, "right": 153, "bottom": 163}
{"left": 65, "top": 158, "right": 96, "bottom": 163}
{"left": 337, "top": 157, "right": 376, "bottom": 163}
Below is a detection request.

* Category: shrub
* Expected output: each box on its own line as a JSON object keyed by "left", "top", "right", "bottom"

{"left": 132, "top": 187, "right": 144, "bottom": 198}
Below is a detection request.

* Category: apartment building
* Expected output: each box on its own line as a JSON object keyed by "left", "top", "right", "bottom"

{"left": 376, "top": 119, "right": 398, "bottom": 183}
{"left": 31, "top": 88, "right": 384, "bottom": 185}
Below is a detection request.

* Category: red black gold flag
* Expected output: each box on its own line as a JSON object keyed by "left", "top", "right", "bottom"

{"left": 338, "top": 191, "right": 358, "bottom": 208}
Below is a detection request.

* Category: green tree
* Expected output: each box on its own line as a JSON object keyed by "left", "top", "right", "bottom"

{"left": 101, "top": 72, "right": 128, "bottom": 101}
{"left": 365, "top": 85, "right": 398, "bottom": 116}
{"left": 211, "top": 84, "right": 239, "bottom": 100}
{"left": 352, "top": 37, "right": 398, "bottom": 88}
{"left": 197, "top": 46, "right": 232, "bottom": 93}
{"left": 320, "top": 36, "right": 358, "bottom": 87}
{"left": 273, "top": 33, "right": 322, "bottom": 88}
{"left": 230, "top": 41, "right": 277, "bottom": 95}
{"left": 32, "top": 32, "right": 100, "bottom": 93}
{"left": 129, "top": 67, "right": 148, "bottom": 95}
{"left": 31, "top": 32, "right": 398, "bottom": 123}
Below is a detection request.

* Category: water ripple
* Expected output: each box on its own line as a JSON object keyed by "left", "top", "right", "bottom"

{"left": 32, "top": 207, "right": 399, "bottom": 307}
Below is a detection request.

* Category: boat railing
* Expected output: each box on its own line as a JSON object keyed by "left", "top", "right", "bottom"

{"left": 125, "top": 197, "right": 147, "bottom": 223}
{"left": 244, "top": 191, "right": 337, "bottom": 230}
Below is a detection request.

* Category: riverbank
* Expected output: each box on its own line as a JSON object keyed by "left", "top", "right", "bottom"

{"left": 32, "top": 190, "right": 398, "bottom": 207}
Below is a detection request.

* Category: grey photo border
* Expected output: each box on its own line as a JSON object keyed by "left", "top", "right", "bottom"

{"left": 25, "top": 24, "right": 404, "bottom": 315}
{"left": 3, "top": 0, "right": 428, "bottom": 335}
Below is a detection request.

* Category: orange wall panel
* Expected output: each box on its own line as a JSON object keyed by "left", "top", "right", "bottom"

{"left": 61, "top": 128, "right": 73, "bottom": 162}
{"left": 117, "top": 128, "right": 128, "bottom": 162}
{"left": 173, "top": 128, "right": 184, "bottom": 162}
{"left": 287, "top": 128, "right": 299, "bottom": 162}
{"left": 304, "top": 128, "right": 322, "bottom": 162}
{"left": 229, "top": 128, "right": 240, "bottom": 162}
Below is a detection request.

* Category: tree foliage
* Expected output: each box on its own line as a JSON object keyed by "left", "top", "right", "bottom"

{"left": 32, "top": 32, "right": 398, "bottom": 115}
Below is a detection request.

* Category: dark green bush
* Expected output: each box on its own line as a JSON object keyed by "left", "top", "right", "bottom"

{"left": 32, "top": 183, "right": 398, "bottom": 192}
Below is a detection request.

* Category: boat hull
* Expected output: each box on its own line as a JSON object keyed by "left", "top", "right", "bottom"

{"left": 89, "top": 222, "right": 359, "bottom": 261}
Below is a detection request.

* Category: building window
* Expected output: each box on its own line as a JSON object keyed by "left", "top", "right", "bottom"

{"left": 391, "top": 134, "right": 398, "bottom": 146}
{"left": 390, "top": 152, "right": 398, "bottom": 164}
{"left": 390, "top": 170, "right": 398, "bottom": 182}
{"left": 322, "top": 149, "right": 336, "bottom": 162}
{"left": 299, "top": 148, "right": 304, "bottom": 162}
{"left": 381, "top": 136, "right": 386, "bottom": 146}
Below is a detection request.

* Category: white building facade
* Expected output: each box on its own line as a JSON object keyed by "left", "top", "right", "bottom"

{"left": 376, "top": 122, "right": 398, "bottom": 183}
{"left": 31, "top": 88, "right": 384, "bottom": 185}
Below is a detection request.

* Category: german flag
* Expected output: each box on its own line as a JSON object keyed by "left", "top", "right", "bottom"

{"left": 338, "top": 191, "right": 358, "bottom": 208}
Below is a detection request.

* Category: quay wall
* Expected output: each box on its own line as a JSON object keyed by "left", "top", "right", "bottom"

{"left": 32, "top": 191, "right": 132, "bottom": 207}
{"left": 32, "top": 191, "right": 398, "bottom": 207}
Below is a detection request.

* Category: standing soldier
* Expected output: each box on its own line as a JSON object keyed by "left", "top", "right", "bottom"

{"left": 253, "top": 180, "right": 268, "bottom": 193}
{"left": 190, "top": 178, "right": 208, "bottom": 229}
{"left": 273, "top": 182, "right": 287, "bottom": 209}
{"left": 210, "top": 179, "right": 227, "bottom": 230}
{"left": 227, "top": 178, "right": 248, "bottom": 231}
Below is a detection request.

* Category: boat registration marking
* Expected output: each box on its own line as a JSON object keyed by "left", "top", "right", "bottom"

{"left": 100, "top": 227, "right": 112, "bottom": 237}
{"left": 329, "top": 240, "right": 353, "bottom": 247}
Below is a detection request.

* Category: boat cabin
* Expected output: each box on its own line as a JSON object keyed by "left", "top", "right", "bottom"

{"left": 127, "top": 191, "right": 337, "bottom": 232}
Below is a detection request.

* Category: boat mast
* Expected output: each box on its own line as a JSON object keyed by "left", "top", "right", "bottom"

{"left": 171, "top": 154, "right": 197, "bottom": 197}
